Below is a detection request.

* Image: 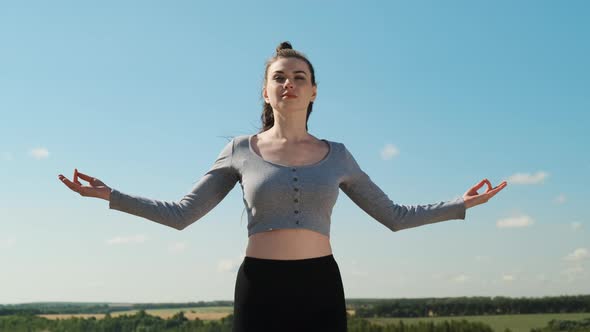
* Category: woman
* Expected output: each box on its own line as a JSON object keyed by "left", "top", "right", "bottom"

{"left": 58, "top": 41, "right": 507, "bottom": 331}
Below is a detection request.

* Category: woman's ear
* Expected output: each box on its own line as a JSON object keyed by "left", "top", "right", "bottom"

{"left": 262, "top": 87, "right": 270, "bottom": 104}
{"left": 311, "top": 85, "right": 317, "bottom": 102}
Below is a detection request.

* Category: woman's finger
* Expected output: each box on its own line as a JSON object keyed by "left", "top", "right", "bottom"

{"left": 75, "top": 170, "right": 104, "bottom": 186}
{"left": 58, "top": 175, "right": 82, "bottom": 193}
{"left": 483, "top": 181, "right": 508, "bottom": 201}
{"left": 489, "top": 181, "right": 508, "bottom": 196}
{"left": 73, "top": 168, "right": 81, "bottom": 185}
{"left": 469, "top": 179, "right": 492, "bottom": 195}
{"left": 75, "top": 170, "right": 94, "bottom": 182}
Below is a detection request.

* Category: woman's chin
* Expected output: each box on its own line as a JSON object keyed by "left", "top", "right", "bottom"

{"left": 274, "top": 105, "right": 307, "bottom": 113}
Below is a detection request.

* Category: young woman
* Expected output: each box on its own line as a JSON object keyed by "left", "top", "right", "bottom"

{"left": 58, "top": 41, "right": 507, "bottom": 331}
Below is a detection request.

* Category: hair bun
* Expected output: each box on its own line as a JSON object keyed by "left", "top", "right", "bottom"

{"left": 276, "top": 41, "right": 293, "bottom": 53}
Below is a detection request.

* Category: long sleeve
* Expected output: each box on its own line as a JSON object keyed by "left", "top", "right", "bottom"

{"left": 108, "top": 138, "right": 239, "bottom": 230}
{"left": 339, "top": 144, "right": 466, "bottom": 232}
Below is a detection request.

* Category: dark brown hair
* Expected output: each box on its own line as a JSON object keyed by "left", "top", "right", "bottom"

{"left": 259, "top": 41, "right": 317, "bottom": 133}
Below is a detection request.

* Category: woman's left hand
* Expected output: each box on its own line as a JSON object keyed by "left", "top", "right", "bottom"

{"left": 463, "top": 179, "right": 508, "bottom": 209}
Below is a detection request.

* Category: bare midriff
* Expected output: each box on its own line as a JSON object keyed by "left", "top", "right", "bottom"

{"left": 245, "top": 228, "right": 332, "bottom": 260}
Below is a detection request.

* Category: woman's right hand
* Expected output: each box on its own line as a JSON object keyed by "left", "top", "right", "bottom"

{"left": 58, "top": 169, "right": 112, "bottom": 201}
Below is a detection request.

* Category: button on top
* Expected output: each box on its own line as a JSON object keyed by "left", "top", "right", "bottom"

{"left": 294, "top": 210, "right": 299, "bottom": 214}
{"left": 292, "top": 168, "right": 296, "bottom": 172}
{"left": 293, "top": 177, "right": 298, "bottom": 182}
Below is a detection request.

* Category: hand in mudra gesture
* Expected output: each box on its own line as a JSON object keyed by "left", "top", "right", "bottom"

{"left": 463, "top": 179, "right": 507, "bottom": 209}
{"left": 58, "top": 169, "right": 112, "bottom": 201}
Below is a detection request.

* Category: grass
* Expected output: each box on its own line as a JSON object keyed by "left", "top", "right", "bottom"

{"left": 39, "top": 307, "right": 590, "bottom": 331}
{"left": 366, "top": 313, "right": 590, "bottom": 332}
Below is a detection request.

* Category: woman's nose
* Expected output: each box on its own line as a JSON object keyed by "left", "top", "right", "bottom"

{"left": 283, "top": 78, "right": 294, "bottom": 88}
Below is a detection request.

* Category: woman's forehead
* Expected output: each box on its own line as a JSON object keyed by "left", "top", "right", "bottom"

{"left": 269, "top": 57, "right": 309, "bottom": 73}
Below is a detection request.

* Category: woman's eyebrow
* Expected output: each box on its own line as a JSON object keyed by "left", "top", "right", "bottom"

{"left": 272, "top": 70, "right": 308, "bottom": 75}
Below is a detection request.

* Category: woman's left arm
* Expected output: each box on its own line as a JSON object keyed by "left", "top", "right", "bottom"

{"left": 339, "top": 143, "right": 508, "bottom": 232}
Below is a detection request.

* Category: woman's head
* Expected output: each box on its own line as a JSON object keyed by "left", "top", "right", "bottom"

{"left": 260, "top": 41, "right": 317, "bottom": 133}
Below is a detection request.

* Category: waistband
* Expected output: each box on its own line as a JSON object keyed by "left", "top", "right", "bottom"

{"left": 243, "top": 254, "right": 335, "bottom": 266}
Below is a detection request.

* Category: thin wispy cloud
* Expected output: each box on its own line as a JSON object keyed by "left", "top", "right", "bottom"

{"left": 106, "top": 234, "right": 148, "bottom": 245}
{"left": 380, "top": 143, "right": 399, "bottom": 160}
{"left": 1, "top": 152, "right": 13, "bottom": 161}
{"left": 560, "top": 265, "right": 585, "bottom": 283}
{"left": 452, "top": 274, "right": 469, "bottom": 283}
{"left": 563, "top": 248, "right": 589, "bottom": 262}
{"left": 168, "top": 242, "right": 188, "bottom": 254}
{"left": 29, "top": 147, "right": 50, "bottom": 160}
{"left": 506, "top": 171, "right": 548, "bottom": 185}
{"left": 475, "top": 255, "right": 490, "bottom": 262}
{"left": 571, "top": 222, "right": 583, "bottom": 231}
{"left": 536, "top": 274, "right": 548, "bottom": 282}
{"left": 217, "top": 253, "right": 245, "bottom": 273}
{"left": 0, "top": 238, "right": 16, "bottom": 249}
{"left": 554, "top": 194, "right": 566, "bottom": 204}
{"left": 502, "top": 274, "right": 515, "bottom": 282}
{"left": 496, "top": 215, "right": 534, "bottom": 228}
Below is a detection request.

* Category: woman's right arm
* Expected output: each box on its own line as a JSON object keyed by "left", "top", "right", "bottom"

{"left": 59, "top": 138, "right": 239, "bottom": 231}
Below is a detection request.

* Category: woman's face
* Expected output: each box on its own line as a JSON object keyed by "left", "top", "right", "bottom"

{"left": 263, "top": 57, "right": 317, "bottom": 113}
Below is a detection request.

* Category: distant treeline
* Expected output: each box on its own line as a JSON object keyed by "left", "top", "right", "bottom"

{"left": 1, "top": 295, "right": 589, "bottom": 318}
{"left": 0, "top": 300, "right": 233, "bottom": 315}
{"left": 350, "top": 295, "right": 590, "bottom": 318}
{"left": 531, "top": 317, "right": 590, "bottom": 332}
{"left": 0, "top": 310, "right": 499, "bottom": 332}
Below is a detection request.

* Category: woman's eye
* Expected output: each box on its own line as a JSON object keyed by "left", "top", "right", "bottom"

{"left": 273, "top": 76, "right": 305, "bottom": 81}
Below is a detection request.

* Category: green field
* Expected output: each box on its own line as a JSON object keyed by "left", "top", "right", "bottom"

{"left": 367, "top": 313, "right": 590, "bottom": 332}
{"left": 111, "top": 307, "right": 590, "bottom": 331}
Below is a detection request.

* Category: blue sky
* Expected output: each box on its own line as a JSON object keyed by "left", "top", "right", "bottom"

{"left": 1, "top": 0, "right": 588, "bottom": 304}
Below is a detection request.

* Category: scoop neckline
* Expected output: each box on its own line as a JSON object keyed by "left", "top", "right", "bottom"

{"left": 248, "top": 134, "right": 332, "bottom": 169}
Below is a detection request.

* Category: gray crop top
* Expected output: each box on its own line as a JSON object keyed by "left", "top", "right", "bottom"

{"left": 108, "top": 134, "right": 467, "bottom": 237}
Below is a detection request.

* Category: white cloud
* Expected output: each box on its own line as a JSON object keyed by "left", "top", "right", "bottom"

{"left": 554, "top": 194, "right": 566, "bottom": 204}
{"left": 536, "top": 274, "right": 548, "bottom": 282}
{"left": 560, "top": 265, "right": 585, "bottom": 283}
{"left": 475, "top": 255, "right": 489, "bottom": 262}
{"left": 502, "top": 274, "right": 515, "bottom": 282}
{"left": 380, "top": 143, "right": 399, "bottom": 160}
{"left": 563, "top": 248, "right": 589, "bottom": 262}
{"left": 571, "top": 222, "right": 583, "bottom": 231}
{"left": 217, "top": 253, "right": 245, "bottom": 273}
{"left": 452, "top": 274, "right": 469, "bottom": 283}
{"left": 0, "top": 238, "right": 16, "bottom": 249}
{"left": 1, "top": 152, "right": 13, "bottom": 161}
{"left": 496, "top": 215, "right": 534, "bottom": 228}
{"left": 106, "top": 234, "right": 148, "bottom": 245}
{"left": 29, "top": 147, "right": 50, "bottom": 160}
{"left": 168, "top": 242, "right": 188, "bottom": 254}
{"left": 506, "top": 171, "right": 548, "bottom": 185}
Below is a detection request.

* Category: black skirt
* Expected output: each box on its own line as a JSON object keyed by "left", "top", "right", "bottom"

{"left": 232, "top": 254, "right": 348, "bottom": 331}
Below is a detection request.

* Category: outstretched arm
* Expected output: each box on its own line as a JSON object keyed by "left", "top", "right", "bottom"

{"left": 339, "top": 144, "right": 507, "bottom": 232}
{"left": 58, "top": 138, "right": 239, "bottom": 230}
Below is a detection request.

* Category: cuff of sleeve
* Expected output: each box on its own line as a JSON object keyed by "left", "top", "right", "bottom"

{"left": 454, "top": 196, "right": 467, "bottom": 220}
{"left": 108, "top": 188, "right": 122, "bottom": 210}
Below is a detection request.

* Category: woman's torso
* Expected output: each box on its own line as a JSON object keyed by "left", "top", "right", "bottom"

{"left": 245, "top": 133, "right": 333, "bottom": 260}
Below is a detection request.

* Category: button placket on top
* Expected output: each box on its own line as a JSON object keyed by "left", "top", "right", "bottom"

{"left": 291, "top": 168, "right": 301, "bottom": 225}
